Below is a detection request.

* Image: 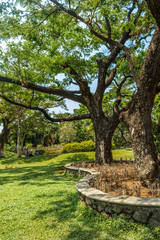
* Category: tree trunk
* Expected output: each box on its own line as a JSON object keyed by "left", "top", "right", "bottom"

{"left": 120, "top": 28, "right": 160, "bottom": 184}
{"left": 84, "top": 88, "right": 119, "bottom": 165}
{"left": 121, "top": 97, "right": 159, "bottom": 184}
{"left": 20, "top": 133, "right": 26, "bottom": 154}
{"left": 146, "top": 0, "right": 160, "bottom": 27}
{"left": 42, "top": 133, "right": 46, "bottom": 147}
{"left": 0, "top": 119, "right": 10, "bottom": 158}
{"left": 17, "top": 116, "right": 22, "bottom": 158}
{"left": 92, "top": 114, "right": 119, "bottom": 165}
{"left": 94, "top": 127, "right": 113, "bottom": 164}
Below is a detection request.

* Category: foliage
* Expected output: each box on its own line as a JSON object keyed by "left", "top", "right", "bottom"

{"left": 59, "top": 122, "right": 76, "bottom": 143}
{"left": 61, "top": 140, "right": 95, "bottom": 153}
{"left": 38, "top": 149, "right": 45, "bottom": 155}
{"left": 112, "top": 122, "right": 131, "bottom": 149}
{"left": 74, "top": 120, "right": 94, "bottom": 142}
{"left": 0, "top": 0, "right": 155, "bottom": 116}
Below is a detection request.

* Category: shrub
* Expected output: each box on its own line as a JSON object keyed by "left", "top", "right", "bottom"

{"left": 44, "top": 149, "right": 60, "bottom": 155}
{"left": 38, "top": 150, "right": 45, "bottom": 155}
{"left": 61, "top": 140, "right": 95, "bottom": 153}
{"left": 26, "top": 143, "right": 33, "bottom": 148}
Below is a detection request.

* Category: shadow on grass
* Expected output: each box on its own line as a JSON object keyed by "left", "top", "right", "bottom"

{"left": 0, "top": 159, "right": 74, "bottom": 186}
{"left": 33, "top": 190, "right": 128, "bottom": 240}
{"left": 0, "top": 153, "right": 159, "bottom": 240}
{"left": 66, "top": 153, "right": 93, "bottom": 162}
{"left": 33, "top": 191, "right": 79, "bottom": 221}
{"left": 0, "top": 154, "right": 58, "bottom": 165}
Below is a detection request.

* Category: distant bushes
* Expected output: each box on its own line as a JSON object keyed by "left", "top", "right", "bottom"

{"left": 61, "top": 140, "right": 95, "bottom": 153}
{"left": 37, "top": 149, "right": 60, "bottom": 155}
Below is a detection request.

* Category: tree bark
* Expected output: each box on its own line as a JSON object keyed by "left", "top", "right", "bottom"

{"left": 87, "top": 95, "right": 119, "bottom": 164}
{"left": 94, "top": 123, "right": 114, "bottom": 164}
{"left": 121, "top": 97, "right": 159, "bottom": 183}
{"left": 146, "top": 0, "right": 160, "bottom": 27}
{"left": 120, "top": 28, "right": 160, "bottom": 184}
{"left": 17, "top": 116, "right": 22, "bottom": 158}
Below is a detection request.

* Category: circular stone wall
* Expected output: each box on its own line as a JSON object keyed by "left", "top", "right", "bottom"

{"left": 65, "top": 163, "right": 160, "bottom": 227}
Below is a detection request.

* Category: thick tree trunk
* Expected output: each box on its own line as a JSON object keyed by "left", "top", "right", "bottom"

{"left": 94, "top": 125, "right": 113, "bottom": 164}
{"left": 84, "top": 85, "right": 120, "bottom": 164}
{"left": 91, "top": 114, "right": 119, "bottom": 165}
{"left": 120, "top": 28, "right": 160, "bottom": 184}
{"left": 121, "top": 98, "right": 159, "bottom": 184}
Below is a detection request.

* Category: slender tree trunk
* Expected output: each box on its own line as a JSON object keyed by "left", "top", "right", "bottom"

{"left": 42, "top": 133, "right": 46, "bottom": 147}
{"left": 20, "top": 133, "right": 26, "bottom": 155}
{"left": 17, "top": 116, "right": 22, "bottom": 158}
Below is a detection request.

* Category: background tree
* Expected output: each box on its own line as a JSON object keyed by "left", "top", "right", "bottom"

{"left": 59, "top": 122, "right": 76, "bottom": 144}
{"left": 0, "top": 100, "right": 20, "bottom": 157}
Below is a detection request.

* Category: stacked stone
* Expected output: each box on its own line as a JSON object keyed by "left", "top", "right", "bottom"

{"left": 65, "top": 163, "right": 160, "bottom": 227}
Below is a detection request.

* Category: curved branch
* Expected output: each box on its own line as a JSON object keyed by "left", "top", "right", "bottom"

{"left": 113, "top": 75, "right": 132, "bottom": 114}
{"left": 105, "top": 67, "right": 117, "bottom": 89}
{"left": 62, "top": 63, "right": 89, "bottom": 91}
{"left": 0, "top": 76, "right": 84, "bottom": 104}
{"left": 0, "top": 94, "right": 91, "bottom": 123}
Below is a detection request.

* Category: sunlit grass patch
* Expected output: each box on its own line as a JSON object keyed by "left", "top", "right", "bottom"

{"left": 0, "top": 149, "right": 159, "bottom": 240}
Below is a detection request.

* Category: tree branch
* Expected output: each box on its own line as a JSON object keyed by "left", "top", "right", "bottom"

{"left": 50, "top": 0, "right": 140, "bottom": 84}
{"left": 62, "top": 63, "right": 91, "bottom": 103}
{"left": 105, "top": 67, "right": 117, "bottom": 89}
{"left": 113, "top": 75, "right": 131, "bottom": 114}
{"left": 0, "top": 76, "right": 84, "bottom": 104}
{"left": 13, "top": 9, "right": 60, "bottom": 29}
{"left": 0, "top": 94, "right": 91, "bottom": 123}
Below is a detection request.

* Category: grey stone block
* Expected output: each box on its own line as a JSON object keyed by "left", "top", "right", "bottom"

{"left": 148, "top": 218, "right": 160, "bottom": 228}
{"left": 133, "top": 210, "right": 150, "bottom": 223}
{"left": 98, "top": 204, "right": 104, "bottom": 212}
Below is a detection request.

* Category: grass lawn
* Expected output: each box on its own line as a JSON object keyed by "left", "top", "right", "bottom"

{"left": 0, "top": 150, "right": 159, "bottom": 240}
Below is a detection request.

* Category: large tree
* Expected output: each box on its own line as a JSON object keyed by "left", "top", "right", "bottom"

{"left": 119, "top": 27, "right": 160, "bottom": 184}
{"left": 0, "top": 0, "right": 153, "bottom": 165}
{"left": 116, "top": 1, "right": 160, "bottom": 184}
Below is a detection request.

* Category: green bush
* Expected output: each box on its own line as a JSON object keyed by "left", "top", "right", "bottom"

{"left": 26, "top": 143, "right": 33, "bottom": 148}
{"left": 38, "top": 150, "right": 45, "bottom": 155}
{"left": 61, "top": 140, "right": 95, "bottom": 153}
{"left": 44, "top": 149, "right": 60, "bottom": 155}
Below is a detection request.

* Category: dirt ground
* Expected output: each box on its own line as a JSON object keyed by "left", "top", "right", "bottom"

{"left": 72, "top": 161, "right": 160, "bottom": 198}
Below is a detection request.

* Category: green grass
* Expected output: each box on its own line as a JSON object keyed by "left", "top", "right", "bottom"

{"left": 112, "top": 148, "right": 134, "bottom": 160}
{"left": 0, "top": 150, "right": 159, "bottom": 240}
